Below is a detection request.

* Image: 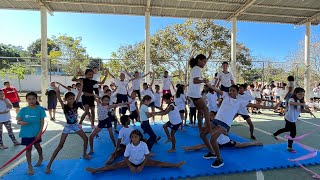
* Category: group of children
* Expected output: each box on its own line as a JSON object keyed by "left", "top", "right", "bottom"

{"left": 0, "top": 57, "right": 316, "bottom": 175}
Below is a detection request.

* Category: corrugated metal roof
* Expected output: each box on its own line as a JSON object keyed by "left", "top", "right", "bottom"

{"left": 1, "top": 0, "right": 320, "bottom": 25}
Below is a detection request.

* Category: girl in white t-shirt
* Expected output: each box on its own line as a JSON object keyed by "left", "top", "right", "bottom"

{"left": 0, "top": 90, "right": 20, "bottom": 149}
{"left": 203, "top": 84, "right": 276, "bottom": 168}
{"left": 128, "top": 91, "right": 139, "bottom": 126}
{"left": 273, "top": 87, "right": 312, "bottom": 153}
{"left": 88, "top": 95, "right": 130, "bottom": 155}
{"left": 105, "top": 115, "right": 134, "bottom": 165}
{"left": 126, "top": 70, "right": 151, "bottom": 100}
{"left": 86, "top": 129, "right": 185, "bottom": 174}
{"left": 174, "top": 85, "right": 186, "bottom": 131}
{"left": 215, "top": 62, "right": 235, "bottom": 92}
{"left": 155, "top": 93, "right": 182, "bottom": 152}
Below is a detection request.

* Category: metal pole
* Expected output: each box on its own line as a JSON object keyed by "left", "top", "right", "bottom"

{"left": 145, "top": 11, "right": 151, "bottom": 84}
{"left": 40, "top": 6, "right": 48, "bottom": 106}
{"left": 231, "top": 17, "right": 237, "bottom": 83}
{"left": 304, "top": 22, "right": 311, "bottom": 99}
{"left": 262, "top": 61, "right": 265, "bottom": 86}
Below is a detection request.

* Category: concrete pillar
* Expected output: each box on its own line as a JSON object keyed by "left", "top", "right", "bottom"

{"left": 231, "top": 17, "right": 237, "bottom": 83}
{"left": 145, "top": 11, "right": 151, "bottom": 84}
{"left": 41, "top": 6, "right": 48, "bottom": 107}
{"left": 304, "top": 22, "right": 311, "bottom": 99}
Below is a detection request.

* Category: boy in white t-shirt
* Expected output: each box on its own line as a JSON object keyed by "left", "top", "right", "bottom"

{"left": 86, "top": 129, "right": 185, "bottom": 174}
{"left": 215, "top": 62, "right": 235, "bottom": 92}
{"left": 128, "top": 91, "right": 139, "bottom": 126}
{"left": 105, "top": 115, "right": 134, "bottom": 165}
{"left": 125, "top": 70, "right": 151, "bottom": 100}
{"left": 0, "top": 90, "right": 20, "bottom": 149}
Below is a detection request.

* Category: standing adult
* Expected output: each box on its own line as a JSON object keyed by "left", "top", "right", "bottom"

{"left": 2, "top": 81, "right": 20, "bottom": 115}
{"left": 215, "top": 62, "right": 235, "bottom": 92}
{"left": 46, "top": 82, "right": 58, "bottom": 121}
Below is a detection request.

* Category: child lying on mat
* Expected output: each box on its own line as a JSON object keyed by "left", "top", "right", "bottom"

{"left": 86, "top": 129, "right": 185, "bottom": 174}
{"left": 181, "top": 133, "right": 263, "bottom": 151}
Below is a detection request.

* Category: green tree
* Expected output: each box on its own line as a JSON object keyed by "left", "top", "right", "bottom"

{"left": 110, "top": 19, "right": 253, "bottom": 83}
{"left": 0, "top": 43, "right": 28, "bottom": 69}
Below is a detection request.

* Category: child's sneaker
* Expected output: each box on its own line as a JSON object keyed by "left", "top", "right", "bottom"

{"left": 288, "top": 148, "right": 297, "bottom": 153}
{"left": 211, "top": 158, "right": 224, "bottom": 168}
{"left": 203, "top": 152, "right": 217, "bottom": 159}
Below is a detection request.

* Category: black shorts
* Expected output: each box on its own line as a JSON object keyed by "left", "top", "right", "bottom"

{"left": 148, "top": 102, "right": 155, "bottom": 108}
{"left": 47, "top": 100, "right": 57, "bottom": 109}
{"left": 120, "top": 144, "right": 126, "bottom": 149}
{"left": 210, "top": 111, "right": 217, "bottom": 114}
{"left": 82, "top": 95, "right": 95, "bottom": 107}
{"left": 220, "top": 85, "right": 230, "bottom": 93}
{"left": 211, "top": 119, "right": 230, "bottom": 131}
{"left": 93, "top": 88, "right": 99, "bottom": 95}
{"left": 130, "top": 162, "right": 143, "bottom": 167}
{"left": 76, "top": 102, "right": 84, "bottom": 110}
{"left": 236, "top": 113, "right": 250, "bottom": 120}
{"left": 21, "top": 137, "right": 42, "bottom": 146}
{"left": 165, "top": 121, "right": 182, "bottom": 131}
{"left": 219, "top": 140, "right": 237, "bottom": 148}
{"left": 108, "top": 111, "right": 117, "bottom": 122}
{"left": 12, "top": 102, "right": 20, "bottom": 108}
{"left": 129, "top": 110, "right": 139, "bottom": 120}
{"left": 97, "top": 118, "right": 112, "bottom": 128}
{"left": 189, "top": 107, "right": 197, "bottom": 115}
{"left": 190, "top": 97, "right": 201, "bottom": 103}
{"left": 179, "top": 110, "right": 185, "bottom": 113}
{"left": 133, "top": 90, "right": 141, "bottom": 100}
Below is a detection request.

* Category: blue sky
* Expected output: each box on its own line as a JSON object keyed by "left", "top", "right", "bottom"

{"left": 0, "top": 9, "right": 319, "bottom": 61}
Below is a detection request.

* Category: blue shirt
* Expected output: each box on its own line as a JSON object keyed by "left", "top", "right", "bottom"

{"left": 17, "top": 106, "right": 46, "bottom": 138}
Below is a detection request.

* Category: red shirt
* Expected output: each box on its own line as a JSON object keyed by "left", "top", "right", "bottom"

{"left": 2, "top": 87, "right": 19, "bottom": 103}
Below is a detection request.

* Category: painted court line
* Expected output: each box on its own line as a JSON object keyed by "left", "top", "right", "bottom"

{"left": 299, "top": 119, "right": 320, "bottom": 127}
{"left": 0, "top": 130, "right": 61, "bottom": 177}
{"left": 256, "top": 170, "right": 264, "bottom": 180}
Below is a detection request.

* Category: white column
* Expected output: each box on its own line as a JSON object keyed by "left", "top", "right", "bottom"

{"left": 231, "top": 17, "right": 237, "bottom": 83}
{"left": 304, "top": 22, "right": 311, "bottom": 99}
{"left": 145, "top": 11, "right": 151, "bottom": 84}
{"left": 41, "top": 6, "right": 48, "bottom": 107}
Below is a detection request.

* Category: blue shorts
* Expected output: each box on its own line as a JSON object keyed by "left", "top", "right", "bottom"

{"left": 21, "top": 137, "right": 42, "bottom": 146}
{"left": 63, "top": 123, "right": 81, "bottom": 134}
{"left": 211, "top": 119, "right": 230, "bottom": 131}
{"left": 47, "top": 100, "right": 57, "bottom": 109}
{"left": 165, "top": 121, "right": 181, "bottom": 131}
{"left": 97, "top": 118, "right": 112, "bottom": 128}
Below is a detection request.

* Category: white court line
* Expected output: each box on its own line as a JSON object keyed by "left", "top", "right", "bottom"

{"left": 256, "top": 170, "right": 264, "bottom": 180}
{"left": 299, "top": 119, "right": 320, "bottom": 127}
{"left": 0, "top": 127, "right": 61, "bottom": 177}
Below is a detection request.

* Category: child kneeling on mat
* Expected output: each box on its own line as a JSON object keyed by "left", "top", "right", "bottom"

{"left": 105, "top": 115, "right": 134, "bottom": 165}
{"left": 154, "top": 93, "right": 182, "bottom": 153}
{"left": 85, "top": 129, "right": 185, "bottom": 174}
{"left": 17, "top": 92, "right": 46, "bottom": 175}
{"left": 46, "top": 81, "right": 92, "bottom": 174}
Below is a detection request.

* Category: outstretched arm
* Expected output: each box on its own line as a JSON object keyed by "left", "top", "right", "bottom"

{"left": 55, "top": 86, "right": 64, "bottom": 109}
{"left": 154, "top": 105, "right": 173, "bottom": 116}
{"left": 56, "top": 82, "right": 71, "bottom": 91}
{"left": 206, "top": 83, "right": 223, "bottom": 95}
{"left": 75, "top": 80, "right": 83, "bottom": 102}
{"left": 150, "top": 72, "right": 155, "bottom": 87}
{"left": 97, "top": 69, "right": 109, "bottom": 84}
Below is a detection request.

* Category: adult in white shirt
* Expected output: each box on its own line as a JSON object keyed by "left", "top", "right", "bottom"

{"left": 126, "top": 70, "right": 151, "bottom": 100}
{"left": 215, "top": 62, "right": 235, "bottom": 92}
{"left": 92, "top": 67, "right": 101, "bottom": 95}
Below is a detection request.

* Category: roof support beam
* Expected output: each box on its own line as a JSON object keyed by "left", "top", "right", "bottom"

{"left": 227, "top": 0, "right": 256, "bottom": 21}
{"left": 37, "top": 0, "right": 54, "bottom": 16}
{"left": 297, "top": 12, "right": 320, "bottom": 25}
{"left": 146, "top": 0, "right": 151, "bottom": 11}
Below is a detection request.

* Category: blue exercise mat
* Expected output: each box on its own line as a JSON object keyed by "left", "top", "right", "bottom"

{"left": 2, "top": 124, "right": 320, "bottom": 180}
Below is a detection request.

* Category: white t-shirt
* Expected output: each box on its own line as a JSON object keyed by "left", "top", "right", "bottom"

{"left": 70, "top": 89, "right": 82, "bottom": 102}
{"left": 263, "top": 89, "right": 271, "bottom": 96}
{"left": 255, "top": 88, "right": 262, "bottom": 98}
{"left": 174, "top": 94, "right": 186, "bottom": 111}
{"left": 139, "top": 104, "right": 149, "bottom": 121}
{"left": 119, "top": 126, "right": 134, "bottom": 145}
{"left": 92, "top": 73, "right": 101, "bottom": 88}
{"left": 97, "top": 103, "right": 109, "bottom": 120}
{"left": 217, "top": 134, "right": 231, "bottom": 145}
{"left": 210, "top": 79, "right": 216, "bottom": 86}
{"left": 207, "top": 92, "right": 218, "bottom": 112}
{"left": 237, "top": 91, "right": 255, "bottom": 115}
{"left": 115, "top": 79, "right": 129, "bottom": 95}
{"left": 124, "top": 141, "right": 149, "bottom": 165}
{"left": 217, "top": 71, "right": 234, "bottom": 87}
{"left": 132, "top": 77, "right": 141, "bottom": 90}
{"left": 187, "top": 66, "right": 202, "bottom": 98}
{"left": 167, "top": 103, "right": 182, "bottom": 125}
{"left": 162, "top": 76, "right": 172, "bottom": 90}
{"left": 272, "top": 87, "right": 280, "bottom": 96}
{"left": 215, "top": 92, "right": 249, "bottom": 127}
{"left": 285, "top": 81, "right": 295, "bottom": 94}
{"left": 279, "top": 89, "right": 286, "bottom": 101}
{"left": 0, "top": 99, "right": 11, "bottom": 122}
{"left": 141, "top": 88, "right": 155, "bottom": 102}
{"left": 129, "top": 99, "right": 137, "bottom": 112}
{"left": 285, "top": 98, "right": 301, "bottom": 122}
{"left": 110, "top": 91, "right": 117, "bottom": 103}
{"left": 154, "top": 92, "right": 161, "bottom": 107}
